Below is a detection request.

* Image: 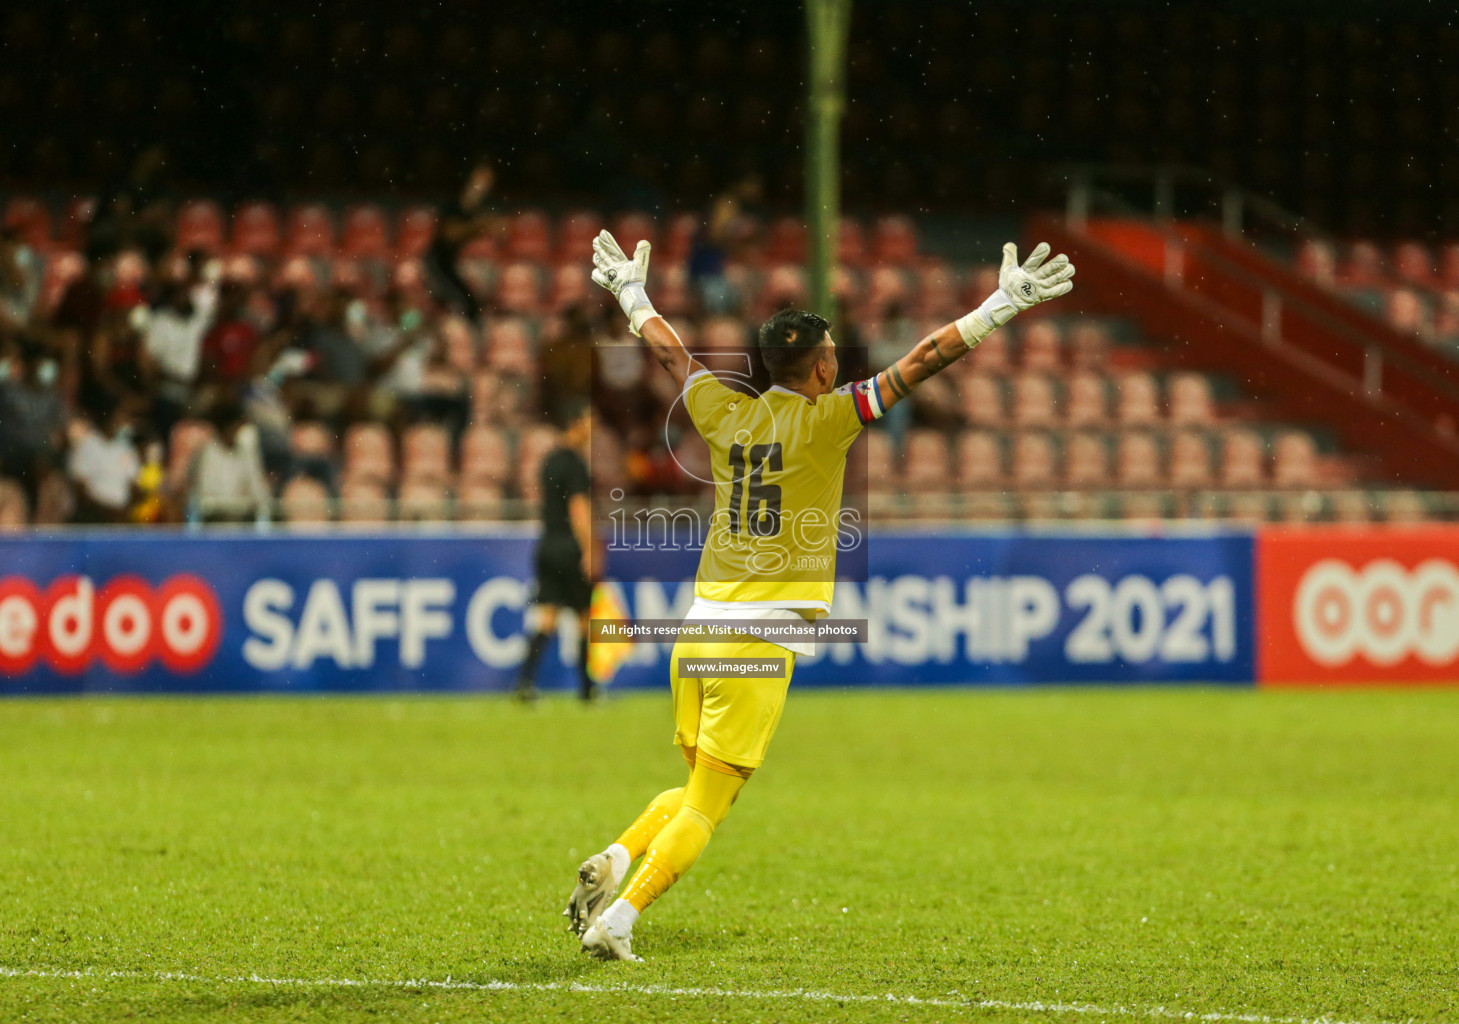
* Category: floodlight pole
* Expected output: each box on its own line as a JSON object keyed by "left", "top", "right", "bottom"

{"left": 805, "top": 0, "right": 852, "bottom": 320}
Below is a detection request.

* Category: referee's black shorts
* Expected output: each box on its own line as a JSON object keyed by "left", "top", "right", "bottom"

{"left": 533, "top": 537, "right": 592, "bottom": 612}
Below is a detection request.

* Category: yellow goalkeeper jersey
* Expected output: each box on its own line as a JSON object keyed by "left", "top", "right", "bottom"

{"left": 683, "top": 369, "right": 881, "bottom": 614}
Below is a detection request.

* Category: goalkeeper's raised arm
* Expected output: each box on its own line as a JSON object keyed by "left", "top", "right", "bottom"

{"left": 590, "top": 230, "right": 703, "bottom": 389}
{"left": 867, "top": 241, "right": 1076, "bottom": 415}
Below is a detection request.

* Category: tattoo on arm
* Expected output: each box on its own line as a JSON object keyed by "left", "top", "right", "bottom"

{"left": 927, "top": 337, "right": 953, "bottom": 371}
{"left": 886, "top": 363, "right": 911, "bottom": 398}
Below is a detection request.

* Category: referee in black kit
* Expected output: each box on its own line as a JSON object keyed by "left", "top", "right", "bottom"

{"left": 515, "top": 398, "right": 597, "bottom": 702}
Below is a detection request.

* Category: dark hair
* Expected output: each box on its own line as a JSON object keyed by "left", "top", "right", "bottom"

{"left": 208, "top": 398, "right": 246, "bottom": 432}
{"left": 757, "top": 309, "right": 831, "bottom": 384}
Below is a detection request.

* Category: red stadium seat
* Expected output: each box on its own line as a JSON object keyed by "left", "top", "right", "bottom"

{"left": 290, "top": 422, "right": 337, "bottom": 460}
{"left": 440, "top": 315, "right": 480, "bottom": 374}
{"left": 1064, "top": 433, "right": 1109, "bottom": 487}
{"left": 0, "top": 478, "right": 29, "bottom": 530}
{"left": 612, "top": 212, "right": 658, "bottom": 254}
{"left": 1393, "top": 241, "right": 1435, "bottom": 286}
{"left": 865, "top": 266, "right": 912, "bottom": 315}
{"left": 1168, "top": 431, "right": 1214, "bottom": 488}
{"left": 1011, "top": 373, "right": 1058, "bottom": 428}
{"left": 1385, "top": 288, "right": 1433, "bottom": 340}
{"left": 1116, "top": 432, "right": 1162, "bottom": 487}
{"left": 1272, "top": 430, "right": 1318, "bottom": 488}
{"left": 284, "top": 203, "right": 337, "bottom": 258}
{"left": 1063, "top": 371, "right": 1108, "bottom": 427}
{"left": 1295, "top": 239, "right": 1337, "bottom": 287}
{"left": 396, "top": 206, "right": 438, "bottom": 259}
{"left": 175, "top": 200, "right": 225, "bottom": 254}
{"left": 963, "top": 265, "right": 1000, "bottom": 309}
{"left": 967, "top": 330, "right": 1010, "bottom": 374}
{"left": 456, "top": 481, "right": 506, "bottom": 521}
{"left": 1019, "top": 321, "right": 1062, "bottom": 372}
{"left": 1442, "top": 244, "right": 1459, "bottom": 289}
{"left": 1219, "top": 429, "right": 1265, "bottom": 487}
{"left": 1340, "top": 241, "right": 1387, "bottom": 288}
{"left": 1168, "top": 373, "right": 1216, "bottom": 426}
{"left": 764, "top": 217, "right": 806, "bottom": 264}
{"left": 955, "top": 431, "right": 1003, "bottom": 488}
{"left": 340, "top": 204, "right": 391, "bottom": 259}
{"left": 915, "top": 264, "right": 960, "bottom": 320}
{"left": 872, "top": 215, "right": 918, "bottom": 265}
{"left": 505, "top": 210, "right": 552, "bottom": 263}
{"left": 515, "top": 425, "right": 557, "bottom": 500}
{"left": 557, "top": 210, "right": 604, "bottom": 265}
{"left": 339, "top": 479, "right": 392, "bottom": 523}
{"left": 663, "top": 213, "right": 699, "bottom": 264}
{"left": 959, "top": 374, "right": 1004, "bottom": 427}
{"left": 902, "top": 430, "right": 950, "bottom": 493}
{"left": 759, "top": 265, "right": 806, "bottom": 309}
{"left": 401, "top": 424, "right": 452, "bottom": 485}
{"left": 460, "top": 425, "right": 512, "bottom": 485}
{"left": 1069, "top": 321, "right": 1111, "bottom": 369}
{"left": 280, "top": 476, "right": 332, "bottom": 524}
{"left": 485, "top": 317, "right": 536, "bottom": 376}
{"left": 1011, "top": 432, "right": 1057, "bottom": 489}
{"left": 231, "top": 201, "right": 281, "bottom": 257}
{"left": 864, "top": 431, "right": 896, "bottom": 493}
{"left": 343, "top": 423, "right": 396, "bottom": 485}
{"left": 1115, "top": 371, "right": 1161, "bottom": 426}
{"left": 398, "top": 481, "right": 451, "bottom": 522}
{"left": 496, "top": 263, "right": 543, "bottom": 315}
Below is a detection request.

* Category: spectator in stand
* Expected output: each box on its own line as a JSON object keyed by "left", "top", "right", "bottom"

{"left": 687, "top": 177, "right": 761, "bottom": 315}
{"left": 304, "top": 290, "right": 369, "bottom": 383}
{"left": 244, "top": 347, "right": 314, "bottom": 484}
{"left": 83, "top": 263, "right": 153, "bottom": 414}
{"left": 424, "top": 158, "right": 502, "bottom": 322}
{"left": 360, "top": 292, "right": 432, "bottom": 409}
{"left": 539, "top": 304, "right": 596, "bottom": 422}
{"left": 0, "top": 227, "right": 41, "bottom": 335}
{"left": 143, "top": 264, "right": 219, "bottom": 437}
{"left": 66, "top": 396, "right": 142, "bottom": 524}
{"left": 200, "top": 281, "right": 262, "bottom": 386}
{"left": 185, "top": 399, "right": 271, "bottom": 524}
{"left": 0, "top": 343, "right": 67, "bottom": 510}
{"left": 86, "top": 145, "right": 174, "bottom": 264}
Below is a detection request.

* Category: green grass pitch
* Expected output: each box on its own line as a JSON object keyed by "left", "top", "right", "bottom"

{"left": 1, "top": 687, "right": 1456, "bottom": 1023}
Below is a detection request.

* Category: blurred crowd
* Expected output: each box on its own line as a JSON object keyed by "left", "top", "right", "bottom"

{"left": 0, "top": 166, "right": 957, "bottom": 529}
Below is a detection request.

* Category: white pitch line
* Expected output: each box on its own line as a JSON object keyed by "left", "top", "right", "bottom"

{"left": 0, "top": 965, "right": 1432, "bottom": 1024}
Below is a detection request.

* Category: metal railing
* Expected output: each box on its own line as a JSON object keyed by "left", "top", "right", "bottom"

{"left": 1057, "top": 166, "right": 1459, "bottom": 426}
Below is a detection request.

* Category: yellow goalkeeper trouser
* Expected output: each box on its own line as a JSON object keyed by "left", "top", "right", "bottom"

{"left": 618, "top": 750, "right": 747, "bottom": 913}
{"left": 612, "top": 636, "right": 795, "bottom": 913}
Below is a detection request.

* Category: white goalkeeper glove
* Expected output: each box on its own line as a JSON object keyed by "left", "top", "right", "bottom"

{"left": 955, "top": 241, "right": 1076, "bottom": 348}
{"left": 591, "top": 230, "right": 658, "bottom": 337}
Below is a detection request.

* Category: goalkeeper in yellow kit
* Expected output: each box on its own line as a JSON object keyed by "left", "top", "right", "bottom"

{"left": 568, "top": 229, "right": 1075, "bottom": 960}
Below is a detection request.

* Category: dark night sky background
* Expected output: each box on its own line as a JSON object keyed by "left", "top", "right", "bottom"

{"left": 1, "top": 0, "right": 1454, "bottom": 236}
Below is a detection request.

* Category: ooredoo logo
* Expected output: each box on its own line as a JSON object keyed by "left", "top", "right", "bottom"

{"left": 0, "top": 574, "right": 222, "bottom": 676}
{"left": 1293, "top": 558, "right": 1459, "bottom": 667}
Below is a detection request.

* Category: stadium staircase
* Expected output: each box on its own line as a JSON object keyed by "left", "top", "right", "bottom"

{"left": 1034, "top": 210, "right": 1459, "bottom": 490}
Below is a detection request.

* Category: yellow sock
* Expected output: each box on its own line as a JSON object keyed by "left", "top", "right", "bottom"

{"left": 613, "top": 786, "right": 686, "bottom": 861}
{"left": 620, "top": 760, "right": 747, "bottom": 913}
